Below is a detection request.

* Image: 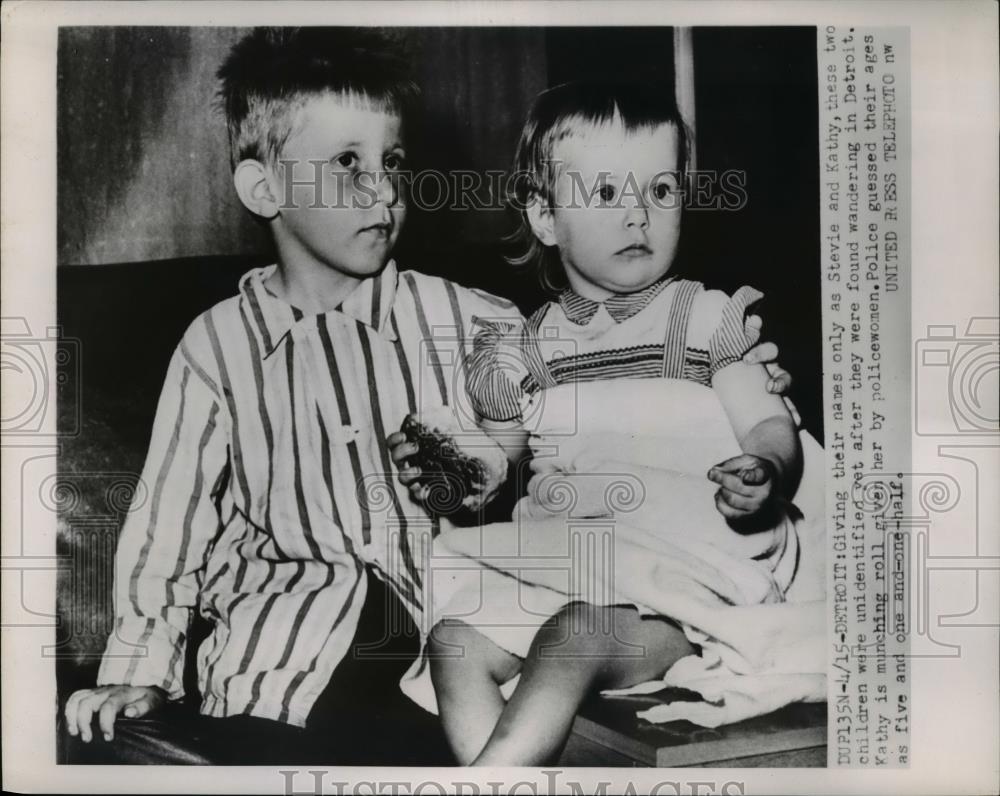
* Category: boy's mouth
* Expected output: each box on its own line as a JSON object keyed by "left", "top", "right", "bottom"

{"left": 615, "top": 243, "right": 653, "bottom": 257}
{"left": 359, "top": 222, "right": 393, "bottom": 238}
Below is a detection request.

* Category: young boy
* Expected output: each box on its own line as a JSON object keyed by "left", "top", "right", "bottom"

{"left": 64, "top": 30, "right": 789, "bottom": 764}
{"left": 61, "top": 27, "right": 526, "bottom": 764}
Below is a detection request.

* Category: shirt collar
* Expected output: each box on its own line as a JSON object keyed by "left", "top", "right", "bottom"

{"left": 557, "top": 276, "right": 672, "bottom": 326}
{"left": 241, "top": 260, "right": 400, "bottom": 358}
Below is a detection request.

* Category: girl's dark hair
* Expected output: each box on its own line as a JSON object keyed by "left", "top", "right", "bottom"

{"left": 506, "top": 81, "right": 692, "bottom": 294}
{"left": 217, "top": 27, "right": 419, "bottom": 170}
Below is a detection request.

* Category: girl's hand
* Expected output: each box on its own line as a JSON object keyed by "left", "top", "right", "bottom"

{"left": 387, "top": 430, "right": 429, "bottom": 502}
{"left": 708, "top": 453, "right": 779, "bottom": 523}
{"left": 741, "top": 314, "right": 793, "bottom": 395}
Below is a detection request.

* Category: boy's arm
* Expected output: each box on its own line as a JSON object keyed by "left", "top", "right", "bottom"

{"left": 709, "top": 361, "right": 803, "bottom": 521}
{"left": 95, "top": 338, "right": 230, "bottom": 700}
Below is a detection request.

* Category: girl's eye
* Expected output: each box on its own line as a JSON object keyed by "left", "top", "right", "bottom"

{"left": 334, "top": 152, "right": 358, "bottom": 169}
{"left": 652, "top": 178, "right": 681, "bottom": 202}
{"left": 384, "top": 152, "right": 405, "bottom": 171}
{"left": 597, "top": 184, "right": 616, "bottom": 202}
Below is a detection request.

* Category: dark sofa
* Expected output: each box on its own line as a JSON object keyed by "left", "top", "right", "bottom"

{"left": 57, "top": 256, "right": 265, "bottom": 694}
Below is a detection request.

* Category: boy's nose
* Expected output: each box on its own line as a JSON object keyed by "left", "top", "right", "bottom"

{"left": 374, "top": 170, "right": 399, "bottom": 207}
{"left": 355, "top": 170, "right": 400, "bottom": 208}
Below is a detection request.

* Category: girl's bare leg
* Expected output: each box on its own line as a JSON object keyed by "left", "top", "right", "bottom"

{"left": 428, "top": 619, "right": 522, "bottom": 765}
{"left": 472, "top": 602, "right": 694, "bottom": 767}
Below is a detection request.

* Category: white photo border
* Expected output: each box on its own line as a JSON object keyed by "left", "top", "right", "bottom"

{"left": 2, "top": 2, "right": 997, "bottom": 794}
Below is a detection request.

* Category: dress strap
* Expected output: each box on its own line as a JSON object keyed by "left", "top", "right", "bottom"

{"left": 661, "top": 280, "right": 703, "bottom": 378}
{"left": 521, "top": 306, "right": 559, "bottom": 391}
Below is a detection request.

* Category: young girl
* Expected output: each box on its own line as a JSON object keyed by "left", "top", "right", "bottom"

{"left": 393, "top": 81, "right": 811, "bottom": 766}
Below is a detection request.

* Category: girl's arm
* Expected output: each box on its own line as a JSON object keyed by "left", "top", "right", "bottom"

{"left": 389, "top": 315, "right": 533, "bottom": 512}
{"left": 387, "top": 416, "right": 530, "bottom": 514}
{"left": 709, "top": 360, "right": 803, "bottom": 523}
{"left": 479, "top": 417, "right": 530, "bottom": 465}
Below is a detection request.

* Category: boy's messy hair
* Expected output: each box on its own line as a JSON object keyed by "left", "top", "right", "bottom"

{"left": 217, "top": 27, "right": 418, "bottom": 171}
{"left": 507, "top": 81, "right": 692, "bottom": 294}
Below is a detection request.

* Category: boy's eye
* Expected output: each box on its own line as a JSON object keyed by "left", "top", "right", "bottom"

{"left": 597, "top": 184, "right": 616, "bottom": 202}
{"left": 334, "top": 152, "right": 358, "bottom": 169}
{"left": 384, "top": 152, "right": 406, "bottom": 171}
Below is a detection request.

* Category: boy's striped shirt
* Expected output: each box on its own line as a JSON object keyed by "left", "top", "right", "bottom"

{"left": 98, "top": 261, "right": 521, "bottom": 727}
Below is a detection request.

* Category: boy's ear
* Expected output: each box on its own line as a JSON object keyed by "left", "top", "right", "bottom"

{"left": 525, "top": 195, "right": 557, "bottom": 247}
{"left": 233, "top": 159, "right": 279, "bottom": 219}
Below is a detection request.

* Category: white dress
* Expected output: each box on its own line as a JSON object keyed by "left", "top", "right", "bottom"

{"left": 399, "top": 279, "right": 826, "bottom": 723}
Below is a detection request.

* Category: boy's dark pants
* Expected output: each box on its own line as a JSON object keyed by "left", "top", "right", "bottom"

{"left": 60, "top": 567, "right": 453, "bottom": 765}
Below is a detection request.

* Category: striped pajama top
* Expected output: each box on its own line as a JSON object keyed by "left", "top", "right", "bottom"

{"left": 97, "top": 260, "right": 522, "bottom": 726}
{"left": 466, "top": 277, "right": 766, "bottom": 422}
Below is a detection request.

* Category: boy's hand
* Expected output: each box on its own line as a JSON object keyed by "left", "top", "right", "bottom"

{"left": 64, "top": 685, "right": 166, "bottom": 743}
{"left": 388, "top": 430, "right": 429, "bottom": 502}
{"left": 742, "top": 314, "right": 793, "bottom": 395}
{"left": 708, "top": 454, "right": 779, "bottom": 522}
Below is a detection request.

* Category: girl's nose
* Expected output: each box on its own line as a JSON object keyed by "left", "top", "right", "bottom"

{"left": 624, "top": 202, "right": 649, "bottom": 230}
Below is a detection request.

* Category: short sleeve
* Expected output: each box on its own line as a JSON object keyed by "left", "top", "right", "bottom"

{"left": 707, "top": 285, "right": 765, "bottom": 378}
{"left": 465, "top": 317, "right": 530, "bottom": 422}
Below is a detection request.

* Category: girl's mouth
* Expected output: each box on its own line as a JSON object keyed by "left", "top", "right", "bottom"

{"left": 615, "top": 243, "right": 653, "bottom": 257}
